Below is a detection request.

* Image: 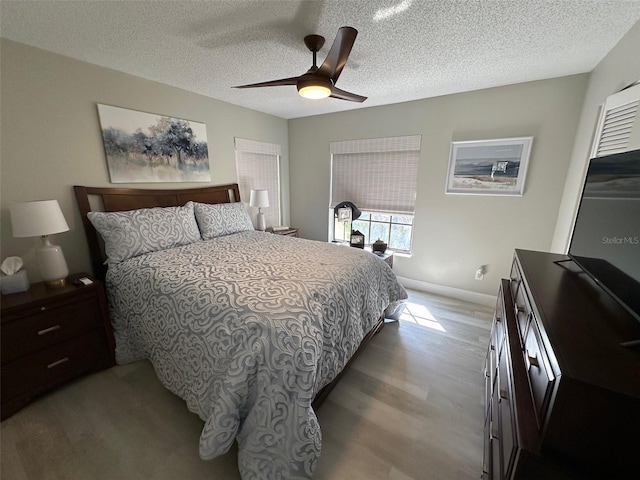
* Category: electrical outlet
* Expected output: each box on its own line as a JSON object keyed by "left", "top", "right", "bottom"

{"left": 475, "top": 267, "right": 485, "bottom": 281}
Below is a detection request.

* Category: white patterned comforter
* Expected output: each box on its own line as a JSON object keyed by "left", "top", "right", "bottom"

{"left": 106, "top": 231, "right": 407, "bottom": 479}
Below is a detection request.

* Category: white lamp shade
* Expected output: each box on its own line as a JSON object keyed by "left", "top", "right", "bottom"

{"left": 10, "top": 200, "right": 69, "bottom": 237}
{"left": 249, "top": 189, "right": 269, "bottom": 209}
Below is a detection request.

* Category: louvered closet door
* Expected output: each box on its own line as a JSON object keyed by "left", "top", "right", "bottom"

{"left": 591, "top": 83, "right": 640, "bottom": 157}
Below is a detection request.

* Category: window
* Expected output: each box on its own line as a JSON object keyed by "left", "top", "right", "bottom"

{"left": 353, "top": 212, "right": 414, "bottom": 252}
{"left": 235, "top": 138, "right": 281, "bottom": 228}
{"left": 330, "top": 135, "right": 421, "bottom": 253}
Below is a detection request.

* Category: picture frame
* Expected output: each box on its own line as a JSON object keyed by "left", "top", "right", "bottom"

{"left": 350, "top": 230, "right": 365, "bottom": 248}
{"left": 97, "top": 104, "right": 211, "bottom": 183}
{"left": 445, "top": 137, "right": 533, "bottom": 196}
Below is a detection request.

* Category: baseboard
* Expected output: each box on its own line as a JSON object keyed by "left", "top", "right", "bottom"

{"left": 396, "top": 276, "right": 497, "bottom": 308}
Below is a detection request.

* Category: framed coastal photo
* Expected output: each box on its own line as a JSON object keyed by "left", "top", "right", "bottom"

{"left": 446, "top": 137, "right": 533, "bottom": 195}
{"left": 97, "top": 104, "right": 210, "bottom": 183}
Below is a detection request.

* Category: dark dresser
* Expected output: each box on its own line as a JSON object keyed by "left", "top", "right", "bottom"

{"left": 483, "top": 249, "right": 640, "bottom": 479}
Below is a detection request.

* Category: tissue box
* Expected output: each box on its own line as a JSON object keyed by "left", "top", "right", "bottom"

{"left": 1, "top": 270, "right": 30, "bottom": 294}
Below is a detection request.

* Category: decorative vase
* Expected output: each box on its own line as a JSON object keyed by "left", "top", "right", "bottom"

{"left": 372, "top": 238, "right": 387, "bottom": 254}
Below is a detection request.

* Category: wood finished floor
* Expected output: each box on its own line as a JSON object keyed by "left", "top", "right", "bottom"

{"left": 1, "top": 289, "right": 493, "bottom": 480}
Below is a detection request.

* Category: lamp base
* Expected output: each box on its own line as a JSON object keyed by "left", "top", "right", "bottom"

{"left": 256, "top": 212, "right": 266, "bottom": 231}
{"left": 37, "top": 236, "right": 69, "bottom": 287}
{"left": 45, "top": 278, "right": 67, "bottom": 288}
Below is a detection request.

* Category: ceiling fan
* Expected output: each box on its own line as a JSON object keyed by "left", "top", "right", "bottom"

{"left": 233, "top": 26, "right": 366, "bottom": 102}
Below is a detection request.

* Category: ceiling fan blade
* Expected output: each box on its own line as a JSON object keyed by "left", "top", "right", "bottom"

{"left": 330, "top": 86, "right": 367, "bottom": 103}
{"left": 233, "top": 76, "right": 299, "bottom": 89}
{"left": 318, "top": 26, "right": 357, "bottom": 83}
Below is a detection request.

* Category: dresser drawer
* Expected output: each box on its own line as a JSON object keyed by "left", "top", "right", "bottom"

{"left": 482, "top": 415, "right": 491, "bottom": 479}
{"left": 523, "top": 318, "right": 556, "bottom": 428}
{"left": 498, "top": 347, "right": 517, "bottom": 478}
{"left": 1, "top": 295, "right": 101, "bottom": 363}
{"left": 490, "top": 392, "right": 501, "bottom": 480}
{"left": 510, "top": 260, "right": 533, "bottom": 340}
{"left": 513, "top": 285, "right": 532, "bottom": 340}
{"left": 509, "top": 261, "right": 521, "bottom": 299}
{"left": 489, "top": 316, "right": 502, "bottom": 361}
{"left": 486, "top": 306, "right": 502, "bottom": 416}
{"left": 486, "top": 343, "right": 497, "bottom": 419}
{"left": 1, "top": 330, "right": 108, "bottom": 400}
{"left": 494, "top": 293, "right": 506, "bottom": 356}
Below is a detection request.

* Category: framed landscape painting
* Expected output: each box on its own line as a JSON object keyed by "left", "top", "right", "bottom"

{"left": 446, "top": 137, "right": 533, "bottom": 195}
{"left": 97, "top": 104, "right": 211, "bottom": 183}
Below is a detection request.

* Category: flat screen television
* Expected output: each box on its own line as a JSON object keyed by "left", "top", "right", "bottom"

{"left": 568, "top": 148, "right": 640, "bottom": 330}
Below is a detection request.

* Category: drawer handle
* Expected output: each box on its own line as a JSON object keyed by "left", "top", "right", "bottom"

{"left": 38, "top": 325, "right": 61, "bottom": 335}
{"left": 499, "top": 388, "right": 509, "bottom": 401}
{"left": 526, "top": 351, "right": 539, "bottom": 369}
{"left": 47, "top": 357, "right": 69, "bottom": 369}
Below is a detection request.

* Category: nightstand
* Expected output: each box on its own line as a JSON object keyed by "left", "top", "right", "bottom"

{"left": 1, "top": 273, "right": 115, "bottom": 420}
{"left": 373, "top": 251, "right": 394, "bottom": 269}
{"left": 268, "top": 227, "right": 298, "bottom": 237}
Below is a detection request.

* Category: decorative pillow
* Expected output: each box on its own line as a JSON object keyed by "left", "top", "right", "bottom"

{"left": 194, "top": 202, "right": 254, "bottom": 239}
{"left": 87, "top": 202, "right": 201, "bottom": 264}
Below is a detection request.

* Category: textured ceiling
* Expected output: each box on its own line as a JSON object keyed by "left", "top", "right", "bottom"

{"left": 1, "top": 1, "right": 639, "bottom": 119}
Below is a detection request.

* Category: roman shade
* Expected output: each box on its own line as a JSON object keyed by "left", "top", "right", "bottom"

{"left": 330, "top": 135, "right": 421, "bottom": 214}
{"left": 235, "top": 137, "right": 281, "bottom": 228}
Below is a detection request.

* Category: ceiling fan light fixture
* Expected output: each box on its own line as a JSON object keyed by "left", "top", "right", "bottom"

{"left": 297, "top": 77, "right": 333, "bottom": 99}
{"left": 234, "top": 27, "right": 366, "bottom": 103}
{"left": 299, "top": 84, "right": 331, "bottom": 99}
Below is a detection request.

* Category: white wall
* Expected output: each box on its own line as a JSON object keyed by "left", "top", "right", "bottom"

{"left": 551, "top": 21, "right": 640, "bottom": 253}
{"left": 289, "top": 75, "right": 588, "bottom": 296}
{"left": 0, "top": 39, "right": 289, "bottom": 281}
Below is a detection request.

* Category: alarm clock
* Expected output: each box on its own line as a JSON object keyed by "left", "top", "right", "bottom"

{"left": 350, "top": 230, "right": 365, "bottom": 248}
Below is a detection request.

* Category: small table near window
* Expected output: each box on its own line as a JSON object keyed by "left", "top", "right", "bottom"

{"left": 267, "top": 227, "right": 298, "bottom": 237}
{"left": 332, "top": 242, "right": 395, "bottom": 269}
{"left": 371, "top": 250, "right": 393, "bottom": 269}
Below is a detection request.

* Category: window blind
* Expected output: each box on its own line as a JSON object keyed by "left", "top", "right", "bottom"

{"left": 235, "top": 138, "right": 282, "bottom": 228}
{"left": 330, "top": 135, "right": 421, "bottom": 214}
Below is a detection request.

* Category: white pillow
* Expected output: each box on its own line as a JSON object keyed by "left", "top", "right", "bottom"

{"left": 194, "top": 202, "right": 254, "bottom": 239}
{"left": 87, "top": 201, "right": 201, "bottom": 264}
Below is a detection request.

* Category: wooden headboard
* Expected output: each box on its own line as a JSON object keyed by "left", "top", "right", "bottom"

{"left": 74, "top": 184, "right": 241, "bottom": 280}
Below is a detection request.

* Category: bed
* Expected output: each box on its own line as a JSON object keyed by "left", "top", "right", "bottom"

{"left": 74, "top": 183, "right": 407, "bottom": 479}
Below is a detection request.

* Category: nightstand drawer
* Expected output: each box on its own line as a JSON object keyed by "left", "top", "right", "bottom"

{"left": 1, "top": 330, "right": 108, "bottom": 400}
{"left": 1, "top": 295, "right": 102, "bottom": 363}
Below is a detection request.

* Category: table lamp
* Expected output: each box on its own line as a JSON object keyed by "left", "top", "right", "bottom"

{"left": 249, "top": 189, "right": 269, "bottom": 231}
{"left": 10, "top": 200, "right": 70, "bottom": 287}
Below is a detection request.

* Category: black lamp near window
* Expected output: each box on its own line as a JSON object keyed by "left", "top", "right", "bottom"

{"left": 333, "top": 201, "right": 361, "bottom": 221}
{"left": 333, "top": 201, "right": 365, "bottom": 248}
